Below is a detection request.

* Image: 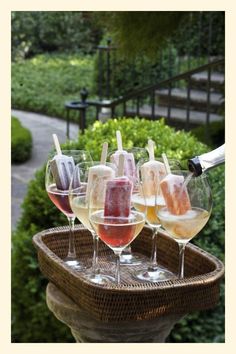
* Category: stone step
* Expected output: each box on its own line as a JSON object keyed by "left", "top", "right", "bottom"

{"left": 190, "top": 71, "right": 225, "bottom": 90}
{"left": 155, "top": 88, "right": 224, "bottom": 113}
{"left": 126, "top": 104, "right": 223, "bottom": 125}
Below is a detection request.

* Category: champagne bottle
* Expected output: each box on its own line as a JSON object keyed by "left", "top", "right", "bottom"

{"left": 188, "top": 144, "right": 225, "bottom": 176}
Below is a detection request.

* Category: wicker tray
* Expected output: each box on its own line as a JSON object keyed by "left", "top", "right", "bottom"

{"left": 33, "top": 225, "right": 224, "bottom": 322}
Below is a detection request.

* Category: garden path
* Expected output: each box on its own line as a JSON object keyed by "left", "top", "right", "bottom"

{"left": 11, "top": 110, "right": 79, "bottom": 230}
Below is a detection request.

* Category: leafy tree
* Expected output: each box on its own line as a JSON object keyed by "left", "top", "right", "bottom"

{"left": 11, "top": 11, "right": 103, "bottom": 60}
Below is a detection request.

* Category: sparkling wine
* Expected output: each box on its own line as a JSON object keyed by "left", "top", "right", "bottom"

{"left": 158, "top": 207, "right": 210, "bottom": 241}
{"left": 69, "top": 195, "right": 92, "bottom": 231}
{"left": 132, "top": 195, "right": 165, "bottom": 227}
{"left": 47, "top": 184, "right": 74, "bottom": 217}
{"left": 90, "top": 210, "right": 145, "bottom": 252}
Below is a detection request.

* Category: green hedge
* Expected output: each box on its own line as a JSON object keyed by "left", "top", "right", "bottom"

{"left": 12, "top": 118, "right": 224, "bottom": 342}
{"left": 191, "top": 120, "right": 225, "bottom": 148}
{"left": 11, "top": 117, "right": 32, "bottom": 163}
{"left": 11, "top": 53, "right": 96, "bottom": 123}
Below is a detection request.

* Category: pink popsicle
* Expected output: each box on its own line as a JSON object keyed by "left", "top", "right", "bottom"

{"left": 110, "top": 130, "right": 137, "bottom": 182}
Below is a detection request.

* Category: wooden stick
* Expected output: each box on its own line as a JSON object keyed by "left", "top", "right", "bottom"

{"left": 100, "top": 142, "right": 108, "bottom": 165}
{"left": 162, "top": 153, "right": 171, "bottom": 175}
{"left": 118, "top": 153, "right": 125, "bottom": 176}
{"left": 52, "top": 134, "right": 62, "bottom": 155}
{"left": 148, "top": 139, "right": 155, "bottom": 160}
{"left": 116, "top": 130, "right": 123, "bottom": 151}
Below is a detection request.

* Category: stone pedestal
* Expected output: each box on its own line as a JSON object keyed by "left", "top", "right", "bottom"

{"left": 46, "top": 282, "right": 183, "bottom": 343}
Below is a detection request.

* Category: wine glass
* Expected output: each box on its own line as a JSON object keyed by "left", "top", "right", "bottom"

{"left": 108, "top": 147, "right": 149, "bottom": 265}
{"left": 89, "top": 176, "right": 146, "bottom": 285}
{"left": 133, "top": 157, "right": 181, "bottom": 282}
{"left": 157, "top": 170, "right": 212, "bottom": 279}
{"left": 45, "top": 150, "right": 92, "bottom": 269}
{"left": 69, "top": 161, "right": 117, "bottom": 284}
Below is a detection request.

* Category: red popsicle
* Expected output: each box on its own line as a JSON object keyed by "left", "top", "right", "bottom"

{"left": 104, "top": 176, "right": 133, "bottom": 217}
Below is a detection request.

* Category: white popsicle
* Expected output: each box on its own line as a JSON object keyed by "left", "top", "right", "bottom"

{"left": 110, "top": 130, "right": 136, "bottom": 183}
{"left": 140, "top": 139, "right": 166, "bottom": 197}
{"left": 86, "top": 142, "right": 115, "bottom": 207}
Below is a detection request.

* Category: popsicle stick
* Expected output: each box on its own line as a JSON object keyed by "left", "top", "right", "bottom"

{"left": 118, "top": 153, "right": 125, "bottom": 176}
{"left": 100, "top": 142, "right": 108, "bottom": 165}
{"left": 116, "top": 130, "right": 123, "bottom": 151}
{"left": 148, "top": 139, "right": 155, "bottom": 160}
{"left": 52, "top": 134, "right": 62, "bottom": 155}
{"left": 162, "top": 153, "right": 171, "bottom": 175}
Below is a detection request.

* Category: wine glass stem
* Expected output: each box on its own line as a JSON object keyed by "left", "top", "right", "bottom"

{"left": 67, "top": 216, "right": 76, "bottom": 259}
{"left": 92, "top": 232, "right": 100, "bottom": 276}
{"left": 150, "top": 227, "right": 159, "bottom": 270}
{"left": 115, "top": 252, "right": 122, "bottom": 285}
{"left": 178, "top": 243, "right": 186, "bottom": 279}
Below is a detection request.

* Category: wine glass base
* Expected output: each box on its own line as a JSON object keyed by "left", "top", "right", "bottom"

{"left": 107, "top": 252, "right": 148, "bottom": 266}
{"left": 63, "top": 257, "right": 86, "bottom": 271}
{"left": 134, "top": 266, "right": 175, "bottom": 283}
{"left": 85, "top": 273, "right": 115, "bottom": 285}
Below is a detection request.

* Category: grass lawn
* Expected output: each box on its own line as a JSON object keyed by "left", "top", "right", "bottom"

{"left": 12, "top": 53, "right": 97, "bottom": 124}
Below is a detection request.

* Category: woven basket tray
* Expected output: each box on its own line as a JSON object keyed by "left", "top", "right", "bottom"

{"left": 33, "top": 225, "right": 224, "bottom": 322}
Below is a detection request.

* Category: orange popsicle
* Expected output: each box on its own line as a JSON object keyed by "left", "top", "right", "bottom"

{"left": 160, "top": 173, "right": 191, "bottom": 215}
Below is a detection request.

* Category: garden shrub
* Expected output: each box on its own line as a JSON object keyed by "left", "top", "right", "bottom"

{"left": 11, "top": 117, "right": 32, "bottom": 163}
{"left": 12, "top": 118, "right": 224, "bottom": 342}
{"left": 191, "top": 120, "right": 225, "bottom": 148}
{"left": 11, "top": 53, "right": 96, "bottom": 122}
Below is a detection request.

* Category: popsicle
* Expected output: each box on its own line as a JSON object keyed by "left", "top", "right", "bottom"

{"left": 160, "top": 153, "right": 191, "bottom": 215}
{"left": 140, "top": 139, "right": 166, "bottom": 197}
{"left": 104, "top": 154, "right": 133, "bottom": 217}
{"left": 86, "top": 142, "right": 115, "bottom": 207}
{"left": 50, "top": 134, "right": 77, "bottom": 190}
{"left": 110, "top": 130, "right": 136, "bottom": 183}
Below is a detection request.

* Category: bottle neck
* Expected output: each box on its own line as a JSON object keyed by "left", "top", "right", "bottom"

{"left": 188, "top": 144, "right": 225, "bottom": 176}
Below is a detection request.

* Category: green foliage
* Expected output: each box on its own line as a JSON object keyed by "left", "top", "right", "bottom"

{"left": 191, "top": 120, "right": 225, "bottom": 148}
{"left": 11, "top": 53, "right": 96, "bottom": 120}
{"left": 63, "top": 118, "right": 207, "bottom": 162}
{"left": 98, "top": 12, "right": 187, "bottom": 59}
{"left": 11, "top": 117, "right": 32, "bottom": 163}
{"left": 12, "top": 224, "right": 73, "bottom": 342}
{"left": 98, "top": 12, "right": 224, "bottom": 59}
{"left": 11, "top": 12, "right": 103, "bottom": 60}
{"left": 12, "top": 118, "right": 224, "bottom": 342}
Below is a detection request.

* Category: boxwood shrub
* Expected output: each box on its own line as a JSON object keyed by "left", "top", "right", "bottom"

{"left": 12, "top": 117, "right": 224, "bottom": 342}
{"left": 11, "top": 117, "right": 32, "bottom": 163}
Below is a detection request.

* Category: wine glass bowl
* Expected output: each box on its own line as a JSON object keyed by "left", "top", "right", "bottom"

{"left": 157, "top": 170, "right": 212, "bottom": 279}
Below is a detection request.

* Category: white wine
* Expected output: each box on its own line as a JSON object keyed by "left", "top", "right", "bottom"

{"left": 158, "top": 207, "right": 210, "bottom": 241}
{"left": 132, "top": 194, "right": 165, "bottom": 227}
{"left": 70, "top": 195, "right": 92, "bottom": 231}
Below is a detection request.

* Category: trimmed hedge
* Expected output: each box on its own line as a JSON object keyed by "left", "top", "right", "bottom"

{"left": 12, "top": 118, "right": 224, "bottom": 342}
{"left": 11, "top": 53, "right": 96, "bottom": 123}
{"left": 11, "top": 117, "right": 32, "bottom": 163}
